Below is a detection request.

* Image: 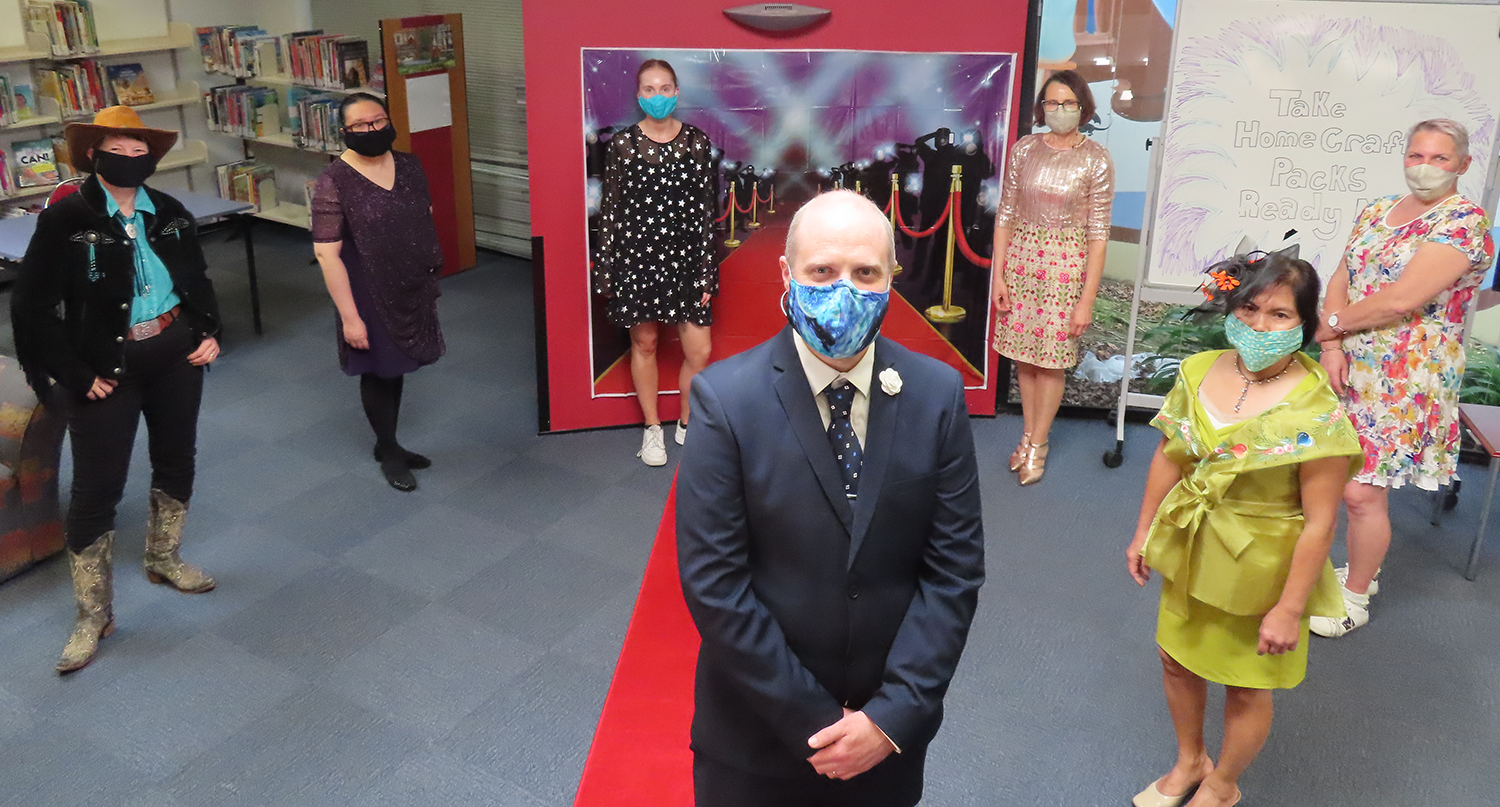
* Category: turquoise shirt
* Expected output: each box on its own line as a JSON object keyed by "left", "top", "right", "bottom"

{"left": 104, "top": 186, "right": 181, "bottom": 325}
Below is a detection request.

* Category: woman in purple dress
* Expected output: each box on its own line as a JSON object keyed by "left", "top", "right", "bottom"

{"left": 312, "top": 93, "right": 445, "bottom": 491}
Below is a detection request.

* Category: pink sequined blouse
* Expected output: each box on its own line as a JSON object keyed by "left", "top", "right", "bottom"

{"left": 994, "top": 133, "right": 1114, "bottom": 242}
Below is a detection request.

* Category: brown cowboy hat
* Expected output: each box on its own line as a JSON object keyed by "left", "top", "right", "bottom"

{"left": 64, "top": 106, "right": 178, "bottom": 173}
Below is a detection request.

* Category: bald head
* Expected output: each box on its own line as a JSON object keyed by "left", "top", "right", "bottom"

{"left": 783, "top": 190, "right": 896, "bottom": 271}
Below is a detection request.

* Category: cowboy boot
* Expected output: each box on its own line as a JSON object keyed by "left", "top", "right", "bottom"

{"left": 56, "top": 532, "right": 115, "bottom": 674}
{"left": 143, "top": 488, "right": 215, "bottom": 593}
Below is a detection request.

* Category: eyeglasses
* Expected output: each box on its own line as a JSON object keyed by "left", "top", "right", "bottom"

{"left": 1040, "top": 100, "right": 1081, "bottom": 112}
{"left": 345, "top": 117, "right": 391, "bottom": 133}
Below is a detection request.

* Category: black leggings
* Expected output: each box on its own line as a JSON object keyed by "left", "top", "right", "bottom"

{"left": 360, "top": 373, "right": 404, "bottom": 452}
{"left": 65, "top": 322, "right": 202, "bottom": 550}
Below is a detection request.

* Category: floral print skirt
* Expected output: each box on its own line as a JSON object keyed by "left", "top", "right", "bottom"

{"left": 993, "top": 222, "right": 1087, "bottom": 369}
{"left": 1343, "top": 332, "right": 1466, "bottom": 491}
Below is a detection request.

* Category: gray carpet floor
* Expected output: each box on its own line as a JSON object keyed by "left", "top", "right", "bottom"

{"left": 0, "top": 224, "right": 1496, "bottom": 806}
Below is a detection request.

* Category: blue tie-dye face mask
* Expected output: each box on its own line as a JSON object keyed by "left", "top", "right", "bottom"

{"left": 785, "top": 277, "right": 890, "bottom": 359}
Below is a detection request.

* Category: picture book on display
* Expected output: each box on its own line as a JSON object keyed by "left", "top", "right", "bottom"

{"left": 14, "top": 84, "right": 39, "bottom": 120}
{"left": 338, "top": 40, "right": 370, "bottom": 90}
{"left": 106, "top": 64, "right": 154, "bottom": 106}
{"left": 14, "top": 138, "right": 59, "bottom": 187}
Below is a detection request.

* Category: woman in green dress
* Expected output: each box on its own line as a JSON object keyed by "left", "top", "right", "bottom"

{"left": 1125, "top": 251, "right": 1363, "bottom": 807}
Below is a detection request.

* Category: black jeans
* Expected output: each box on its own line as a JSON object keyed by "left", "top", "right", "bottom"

{"left": 64, "top": 321, "right": 203, "bottom": 550}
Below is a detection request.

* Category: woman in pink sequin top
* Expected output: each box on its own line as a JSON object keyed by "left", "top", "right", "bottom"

{"left": 991, "top": 70, "right": 1114, "bottom": 485}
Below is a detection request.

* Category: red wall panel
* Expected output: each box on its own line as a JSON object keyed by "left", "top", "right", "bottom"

{"left": 525, "top": 0, "right": 1032, "bottom": 432}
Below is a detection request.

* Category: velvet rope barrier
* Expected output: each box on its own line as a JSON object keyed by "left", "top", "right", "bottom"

{"left": 949, "top": 198, "right": 993, "bottom": 269}
{"left": 734, "top": 193, "right": 754, "bottom": 215}
{"left": 755, "top": 185, "right": 774, "bottom": 205}
{"left": 714, "top": 203, "right": 732, "bottom": 223}
{"left": 894, "top": 192, "right": 952, "bottom": 239}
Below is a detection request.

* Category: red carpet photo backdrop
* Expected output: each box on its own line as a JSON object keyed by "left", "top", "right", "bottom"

{"left": 583, "top": 49, "right": 1014, "bottom": 400}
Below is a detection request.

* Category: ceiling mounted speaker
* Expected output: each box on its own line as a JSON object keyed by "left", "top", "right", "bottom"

{"left": 723, "top": 3, "right": 832, "bottom": 33}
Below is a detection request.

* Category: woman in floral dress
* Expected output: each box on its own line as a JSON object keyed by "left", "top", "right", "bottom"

{"left": 1312, "top": 119, "right": 1495, "bottom": 637}
{"left": 991, "top": 69, "right": 1114, "bottom": 485}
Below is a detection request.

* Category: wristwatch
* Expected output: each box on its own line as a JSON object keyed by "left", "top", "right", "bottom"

{"left": 1326, "top": 313, "right": 1348, "bottom": 335}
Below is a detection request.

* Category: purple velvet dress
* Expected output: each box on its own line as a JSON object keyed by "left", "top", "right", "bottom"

{"left": 311, "top": 152, "right": 445, "bottom": 378}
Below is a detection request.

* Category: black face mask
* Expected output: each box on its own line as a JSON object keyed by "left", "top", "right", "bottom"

{"left": 93, "top": 150, "right": 158, "bottom": 188}
{"left": 343, "top": 125, "right": 397, "bottom": 157}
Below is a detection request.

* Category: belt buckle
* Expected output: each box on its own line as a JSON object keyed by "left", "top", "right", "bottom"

{"left": 130, "top": 320, "right": 161, "bottom": 341}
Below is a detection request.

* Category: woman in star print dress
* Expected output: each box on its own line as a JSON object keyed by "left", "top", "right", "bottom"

{"left": 594, "top": 59, "right": 718, "bottom": 466}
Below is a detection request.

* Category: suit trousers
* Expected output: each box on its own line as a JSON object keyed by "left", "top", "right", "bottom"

{"left": 64, "top": 320, "right": 203, "bottom": 549}
{"left": 693, "top": 750, "right": 924, "bottom": 807}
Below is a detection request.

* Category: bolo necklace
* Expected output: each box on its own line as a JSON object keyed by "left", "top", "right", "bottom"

{"left": 1233, "top": 355, "right": 1291, "bottom": 413}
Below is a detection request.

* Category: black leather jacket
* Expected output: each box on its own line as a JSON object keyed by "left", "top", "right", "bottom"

{"left": 11, "top": 176, "right": 222, "bottom": 394}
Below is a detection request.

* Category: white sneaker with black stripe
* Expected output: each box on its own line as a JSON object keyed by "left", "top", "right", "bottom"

{"left": 1334, "top": 565, "right": 1380, "bottom": 597}
{"left": 1310, "top": 583, "right": 1371, "bottom": 638}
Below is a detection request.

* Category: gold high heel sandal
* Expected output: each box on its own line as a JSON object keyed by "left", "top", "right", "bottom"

{"left": 1008, "top": 432, "right": 1032, "bottom": 472}
{"left": 1018, "top": 441, "right": 1049, "bottom": 486}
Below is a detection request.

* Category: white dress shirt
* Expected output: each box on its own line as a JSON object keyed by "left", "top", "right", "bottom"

{"left": 791, "top": 330, "right": 876, "bottom": 447}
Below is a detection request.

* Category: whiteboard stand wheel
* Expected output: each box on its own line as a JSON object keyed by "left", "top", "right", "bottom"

{"left": 1102, "top": 441, "right": 1124, "bottom": 469}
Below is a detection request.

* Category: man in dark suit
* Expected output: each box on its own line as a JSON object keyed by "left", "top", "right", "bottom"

{"left": 677, "top": 190, "right": 986, "bottom": 806}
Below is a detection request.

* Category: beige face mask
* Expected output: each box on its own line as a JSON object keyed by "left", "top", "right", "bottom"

{"left": 1044, "top": 106, "right": 1081, "bottom": 134}
{"left": 1404, "top": 163, "right": 1457, "bottom": 202}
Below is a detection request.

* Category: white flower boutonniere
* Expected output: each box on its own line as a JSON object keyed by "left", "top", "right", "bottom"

{"left": 879, "top": 368, "right": 903, "bottom": 396}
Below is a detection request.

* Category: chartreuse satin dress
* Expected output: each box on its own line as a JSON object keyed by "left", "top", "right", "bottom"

{"left": 1144, "top": 351, "right": 1363, "bottom": 689}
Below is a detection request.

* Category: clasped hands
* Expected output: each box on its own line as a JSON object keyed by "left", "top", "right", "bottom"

{"left": 806, "top": 707, "right": 895, "bottom": 781}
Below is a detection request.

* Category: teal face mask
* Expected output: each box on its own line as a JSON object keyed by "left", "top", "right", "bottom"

{"left": 1224, "top": 313, "right": 1303, "bottom": 372}
{"left": 638, "top": 93, "right": 678, "bottom": 120}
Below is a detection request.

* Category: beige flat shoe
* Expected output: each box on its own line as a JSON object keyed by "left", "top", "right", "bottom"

{"left": 1132, "top": 780, "right": 1191, "bottom": 807}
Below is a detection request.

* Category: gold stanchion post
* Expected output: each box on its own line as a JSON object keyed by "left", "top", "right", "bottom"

{"left": 890, "top": 173, "right": 903, "bottom": 276}
{"left": 925, "top": 165, "right": 967, "bottom": 324}
{"left": 724, "top": 180, "right": 742, "bottom": 248}
{"left": 767, "top": 185, "right": 776, "bottom": 214}
{"left": 748, "top": 180, "right": 762, "bottom": 229}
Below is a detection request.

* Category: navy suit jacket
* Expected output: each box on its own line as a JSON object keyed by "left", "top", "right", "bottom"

{"left": 677, "top": 327, "right": 985, "bottom": 779}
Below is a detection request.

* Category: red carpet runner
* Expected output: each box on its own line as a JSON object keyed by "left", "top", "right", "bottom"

{"left": 593, "top": 221, "right": 984, "bottom": 394}
{"left": 572, "top": 479, "right": 698, "bottom": 807}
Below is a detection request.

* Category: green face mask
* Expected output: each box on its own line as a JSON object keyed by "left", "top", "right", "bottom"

{"left": 1224, "top": 313, "right": 1302, "bottom": 372}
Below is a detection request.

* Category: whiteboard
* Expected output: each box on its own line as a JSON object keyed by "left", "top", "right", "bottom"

{"left": 1145, "top": 0, "right": 1500, "bottom": 288}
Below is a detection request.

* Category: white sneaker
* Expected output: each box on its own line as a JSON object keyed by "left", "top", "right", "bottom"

{"left": 1334, "top": 565, "right": 1380, "bottom": 597}
{"left": 675, "top": 422, "right": 687, "bottom": 446}
{"left": 638, "top": 425, "right": 667, "bottom": 467}
{"left": 1309, "top": 583, "right": 1371, "bottom": 638}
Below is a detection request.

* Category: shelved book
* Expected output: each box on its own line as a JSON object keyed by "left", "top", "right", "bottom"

{"left": 196, "top": 25, "right": 284, "bottom": 78}
{"left": 35, "top": 60, "right": 109, "bottom": 119}
{"left": 204, "top": 85, "right": 283, "bottom": 138}
{"left": 287, "top": 91, "right": 342, "bottom": 152}
{"left": 285, "top": 32, "right": 374, "bottom": 90}
{"left": 105, "top": 64, "right": 154, "bottom": 106}
{"left": 215, "top": 160, "right": 277, "bottom": 213}
{"left": 13, "top": 138, "right": 59, "bottom": 187}
{"left": 0, "top": 76, "right": 13, "bottom": 126}
{"left": 28, "top": 1, "right": 101, "bottom": 58}
{"left": 0, "top": 150, "right": 14, "bottom": 195}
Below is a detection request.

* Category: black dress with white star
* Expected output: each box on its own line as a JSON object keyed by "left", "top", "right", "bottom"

{"left": 593, "top": 123, "right": 718, "bottom": 328}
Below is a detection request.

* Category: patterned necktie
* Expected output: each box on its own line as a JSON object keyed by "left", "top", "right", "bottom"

{"left": 824, "top": 380, "right": 863, "bottom": 498}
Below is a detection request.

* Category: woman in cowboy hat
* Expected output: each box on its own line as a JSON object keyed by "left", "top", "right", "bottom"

{"left": 11, "top": 106, "right": 223, "bottom": 673}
